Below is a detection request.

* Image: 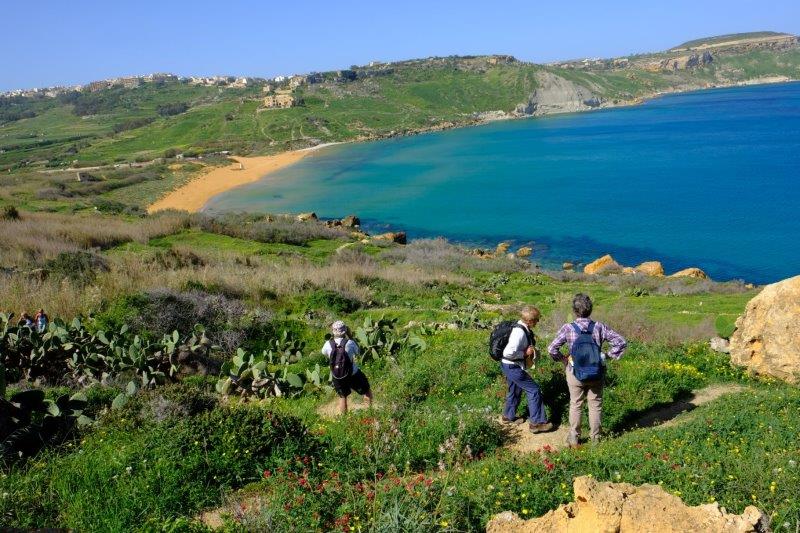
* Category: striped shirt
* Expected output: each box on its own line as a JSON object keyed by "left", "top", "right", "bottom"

{"left": 547, "top": 318, "right": 627, "bottom": 362}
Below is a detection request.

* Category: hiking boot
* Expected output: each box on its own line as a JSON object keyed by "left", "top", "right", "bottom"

{"left": 529, "top": 421, "right": 554, "bottom": 434}
{"left": 501, "top": 416, "right": 525, "bottom": 425}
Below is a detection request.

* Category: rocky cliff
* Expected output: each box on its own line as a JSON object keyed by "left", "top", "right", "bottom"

{"left": 515, "top": 72, "right": 603, "bottom": 116}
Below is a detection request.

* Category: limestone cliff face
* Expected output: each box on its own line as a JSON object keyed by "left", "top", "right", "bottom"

{"left": 515, "top": 72, "right": 602, "bottom": 116}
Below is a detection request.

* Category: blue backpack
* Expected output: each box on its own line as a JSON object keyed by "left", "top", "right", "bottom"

{"left": 569, "top": 321, "right": 603, "bottom": 382}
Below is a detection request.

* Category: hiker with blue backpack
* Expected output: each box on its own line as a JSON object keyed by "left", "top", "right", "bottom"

{"left": 322, "top": 320, "right": 373, "bottom": 415}
{"left": 490, "top": 306, "right": 554, "bottom": 434}
{"left": 548, "top": 293, "right": 627, "bottom": 446}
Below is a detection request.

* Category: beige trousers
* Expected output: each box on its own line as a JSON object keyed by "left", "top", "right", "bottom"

{"left": 565, "top": 368, "right": 603, "bottom": 444}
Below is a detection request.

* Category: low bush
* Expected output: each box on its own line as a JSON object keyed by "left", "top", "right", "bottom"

{"left": 306, "top": 288, "right": 361, "bottom": 314}
{"left": 0, "top": 404, "right": 318, "bottom": 530}
{"left": 46, "top": 251, "right": 109, "bottom": 285}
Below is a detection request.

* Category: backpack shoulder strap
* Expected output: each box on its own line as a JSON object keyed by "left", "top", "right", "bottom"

{"left": 570, "top": 322, "right": 583, "bottom": 335}
{"left": 586, "top": 321, "right": 596, "bottom": 334}
{"left": 328, "top": 338, "right": 338, "bottom": 352}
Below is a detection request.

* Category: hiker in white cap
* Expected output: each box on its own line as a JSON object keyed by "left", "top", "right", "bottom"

{"left": 321, "top": 320, "right": 373, "bottom": 415}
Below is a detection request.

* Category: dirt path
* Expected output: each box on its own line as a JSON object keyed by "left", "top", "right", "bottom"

{"left": 316, "top": 397, "right": 376, "bottom": 419}
{"left": 502, "top": 383, "right": 745, "bottom": 453}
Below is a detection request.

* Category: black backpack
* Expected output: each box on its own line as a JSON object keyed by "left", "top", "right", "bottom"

{"left": 489, "top": 321, "right": 533, "bottom": 361}
{"left": 569, "top": 321, "right": 603, "bottom": 382}
{"left": 329, "top": 338, "right": 353, "bottom": 380}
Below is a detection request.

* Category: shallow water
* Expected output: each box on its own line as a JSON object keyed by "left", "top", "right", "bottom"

{"left": 206, "top": 82, "right": 800, "bottom": 283}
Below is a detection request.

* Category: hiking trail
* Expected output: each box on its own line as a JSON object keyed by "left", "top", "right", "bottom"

{"left": 501, "top": 382, "right": 745, "bottom": 453}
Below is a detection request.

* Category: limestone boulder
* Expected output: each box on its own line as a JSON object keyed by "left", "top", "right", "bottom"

{"left": 670, "top": 267, "right": 708, "bottom": 279}
{"left": 373, "top": 231, "right": 407, "bottom": 245}
{"left": 635, "top": 261, "right": 665, "bottom": 277}
{"left": 710, "top": 336, "right": 731, "bottom": 354}
{"left": 341, "top": 215, "right": 361, "bottom": 228}
{"left": 562, "top": 262, "right": 574, "bottom": 271}
{"left": 516, "top": 246, "right": 532, "bottom": 258}
{"left": 584, "top": 254, "right": 621, "bottom": 275}
{"left": 486, "top": 476, "right": 770, "bottom": 533}
{"left": 729, "top": 275, "right": 800, "bottom": 383}
{"left": 296, "top": 212, "right": 318, "bottom": 222}
{"left": 496, "top": 242, "right": 511, "bottom": 256}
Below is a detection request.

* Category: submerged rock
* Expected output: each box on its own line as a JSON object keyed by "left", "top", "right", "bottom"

{"left": 729, "top": 274, "right": 800, "bottom": 383}
{"left": 487, "top": 476, "right": 770, "bottom": 533}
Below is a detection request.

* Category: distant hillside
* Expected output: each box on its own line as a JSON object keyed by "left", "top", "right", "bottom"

{"left": 671, "top": 31, "right": 795, "bottom": 50}
{"left": 0, "top": 31, "right": 798, "bottom": 209}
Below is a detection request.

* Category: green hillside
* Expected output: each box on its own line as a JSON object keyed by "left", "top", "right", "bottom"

{"left": 1, "top": 211, "right": 798, "bottom": 530}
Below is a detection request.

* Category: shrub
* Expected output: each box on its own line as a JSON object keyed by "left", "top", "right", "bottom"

{"left": 157, "top": 103, "right": 189, "bottom": 117}
{"left": 306, "top": 289, "right": 361, "bottom": 314}
{"left": 0, "top": 205, "right": 20, "bottom": 220}
{"left": 46, "top": 251, "right": 109, "bottom": 285}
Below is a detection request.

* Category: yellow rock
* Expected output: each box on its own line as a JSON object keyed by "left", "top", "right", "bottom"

{"left": 730, "top": 274, "right": 800, "bottom": 383}
{"left": 622, "top": 266, "right": 636, "bottom": 274}
{"left": 670, "top": 267, "right": 708, "bottom": 279}
{"left": 634, "top": 261, "right": 665, "bottom": 276}
{"left": 296, "top": 212, "right": 318, "bottom": 222}
{"left": 583, "top": 254, "right": 621, "bottom": 275}
{"left": 516, "top": 246, "right": 533, "bottom": 258}
{"left": 562, "top": 262, "right": 574, "bottom": 271}
{"left": 487, "top": 476, "right": 769, "bottom": 533}
{"left": 495, "top": 242, "right": 511, "bottom": 255}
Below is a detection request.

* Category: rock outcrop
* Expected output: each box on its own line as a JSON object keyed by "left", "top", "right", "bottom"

{"left": 487, "top": 476, "right": 770, "bottom": 533}
{"left": 341, "top": 215, "right": 361, "bottom": 228}
{"left": 373, "top": 231, "right": 407, "bottom": 245}
{"left": 495, "top": 242, "right": 511, "bottom": 256}
{"left": 584, "top": 254, "right": 621, "bottom": 275}
{"left": 296, "top": 212, "right": 318, "bottom": 222}
{"left": 670, "top": 267, "right": 708, "bottom": 279}
{"left": 562, "top": 262, "right": 574, "bottom": 271}
{"left": 729, "top": 275, "right": 800, "bottom": 383}
{"left": 516, "top": 246, "right": 532, "bottom": 258}
{"left": 515, "top": 72, "right": 602, "bottom": 116}
{"left": 635, "top": 261, "right": 665, "bottom": 277}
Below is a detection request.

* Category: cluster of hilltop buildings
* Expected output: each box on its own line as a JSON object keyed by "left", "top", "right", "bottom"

{"left": 1, "top": 73, "right": 266, "bottom": 99}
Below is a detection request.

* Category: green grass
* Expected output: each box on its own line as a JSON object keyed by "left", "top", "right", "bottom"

{"left": 147, "top": 230, "right": 346, "bottom": 261}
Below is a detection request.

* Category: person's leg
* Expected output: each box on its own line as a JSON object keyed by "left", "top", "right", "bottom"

{"left": 565, "top": 369, "right": 587, "bottom": 445}
{"left": 501, "top": 364, "right": 522, "bottom": 420}
{"left": 339, "top": 395, "right": 348, "bottom": 415}
{"left": 353, "top": 372, "right": 373, "bottom": 408}
{"left": 508, "top": 367, "right": 546, "bottom": 424}
{"left": 586, "top": 381, "right": 603, "bottom": 442}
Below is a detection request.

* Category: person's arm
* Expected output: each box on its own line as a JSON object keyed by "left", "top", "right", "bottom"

{"left": 321, "top": 342, "right": 332, "bottom": 358}
{"left": 502, "top": 327, "right": 526, "bottom": 360}
{"left": 601, "top": 324, "right": 627, "bottom": 360}
{"left": 547, "top": 325, "right": 570, "bottom": 362}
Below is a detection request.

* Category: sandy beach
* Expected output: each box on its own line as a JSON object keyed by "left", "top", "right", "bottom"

{"left": 147, "top": 149, "right": 318, "bottom": 213}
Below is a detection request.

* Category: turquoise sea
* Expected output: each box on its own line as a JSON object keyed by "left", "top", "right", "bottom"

{"left": 206, "top": 82, "right": 800, "bottom": 284}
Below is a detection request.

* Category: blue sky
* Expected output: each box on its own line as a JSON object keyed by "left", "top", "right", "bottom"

{"left": 1, "top": 0, "right": 798, "bottom": 91}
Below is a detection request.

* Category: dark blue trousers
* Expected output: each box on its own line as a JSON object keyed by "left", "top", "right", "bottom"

{"left": 501, "top": 363, "right": 546, "bottom": 424}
